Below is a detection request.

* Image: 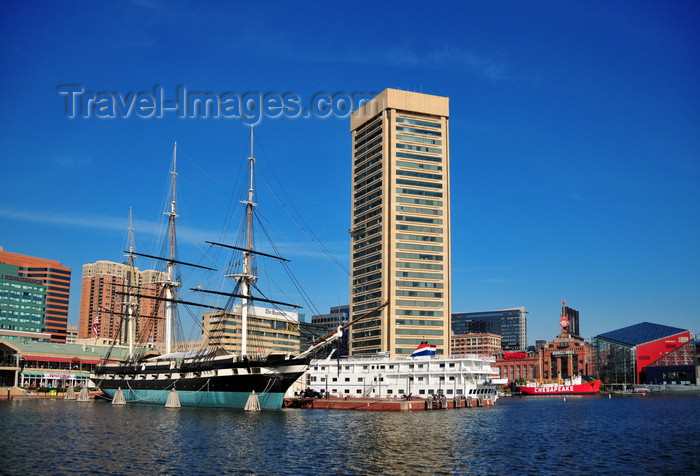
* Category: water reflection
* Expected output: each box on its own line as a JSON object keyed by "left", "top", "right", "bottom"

{"left": 1, "top": 396, "right": 698, "bottom": 474}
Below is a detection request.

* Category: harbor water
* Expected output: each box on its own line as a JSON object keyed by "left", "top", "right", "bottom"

{"left": 1, "top": 395, "right": 698, "bottom": 475}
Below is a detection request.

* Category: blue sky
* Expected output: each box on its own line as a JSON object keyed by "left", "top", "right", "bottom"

{"left": 1, "top": 1, "right": 698, "bottom": 344}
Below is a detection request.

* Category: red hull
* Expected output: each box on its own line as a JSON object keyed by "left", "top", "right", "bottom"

{"left": 517, "top": 380, "right": 601, "bottom": 395}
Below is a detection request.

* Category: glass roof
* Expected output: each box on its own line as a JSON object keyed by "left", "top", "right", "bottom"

{"left": 596, "top": 321, "right": 687, "bottom": 346}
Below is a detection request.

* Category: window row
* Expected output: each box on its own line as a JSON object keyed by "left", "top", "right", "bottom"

{"left": 396, "top": 233, "right": 443, "bottom": 243}
{"left": 396, "top": 271, "right": 444, "bottom": 280}
{"left": 396, "top": 187, "right": 443, "bottom": 198}
{"left": 396, "top": 117, "right": 441, "bottom": 129}
{"left": 352, "top": 262, "right": 382, "bottom": 277}
{"left": 354, "top": 179, "right": 383, "bottom": 201}
{"left": 354, "top": 162, "right": 382, "bottom": 183}
{"left": 396, "top": 169, "right": 443, "bottom": 181}
{"left": 354, "top": 136, "right": 382, "bottom": 159}
{"left": 396, "top": 160, "right": 442, "bottom": 172}
{"left": 396, "top": 242, "right": 443, "bottom": 252}
{"left": 396, "top": 252, "right": 443, "bottom": 261}
{"left": 352, "top": 225, "right": 381, "bottom": 242}
{"left": 396, "top": 205, "right": 443, "bottom": 216}
{"left": 354, "top": 207, "right": 382, "bottom": 225}
{"left": 353, "top": 234, "right": 382, "bottom": 251}
{"left": 352, "top": 272, "right": 381, "bottom": 287}
{"left": 395, "top": 280, "right": 443, "bottom": 289}
{"left": 354, "top": 199, "right": 381, "bottom": 217}
{"left": 396, "top": 178, "right": 442, "bottom": 189}
{"left": 353, "top": 244, "right": 382, "bottom": 260}
{"left": 395, "top": 309, "right": 444, "bottom": 317}
{"left": 354, "top": 171, "right": 382, "bottom": 191}
{"left": 396, "top": 290, "right": 443, "bottom": 299}
{"left": 353, "top": 253, "right": 381, "bottom": 268}
{"left": 396, "top": 151, "right": 442, "bottom": 163}
{"left": 355, "top": 154, "right": 382, "bottom": 176}
{"left": 396, "top": 196, "right": 443, "bottom": 207}
{"left": 396, "top": 299, "right": 443, "bottom": 307}
{"left": 395, "top": 328, "right": 444, "bottom": 336}
{"left": 396, "top": 224, "right": 443, "bottom": 234}
{"left": 396, "top": 143, "right": 441, "bottom": 155}
{"left": 395, "top": 125, "right": 441, "bottom": 137}
{"left": 396, "top": 134, "right": 442, "bottom": 146}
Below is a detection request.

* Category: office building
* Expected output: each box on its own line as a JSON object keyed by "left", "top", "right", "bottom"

{"left": 202, "top": 306, "right": 326, "bottom": 356}
{"left": 451, "top": 332, "right": 502, "bottom": 357}
{"left": 0, "top": 263, "right": 48, "bottom": 339}
{"left": 311, "top": 305, "right": 350, "bottom": 356}
{"left": 78, "top": 260, "right": 166, "bottom": 345}
{"left": 65, "top": 323, "right": 78, "bottom": 343}
{"left": 0, "top": 248, "right": 71, "bottom": 342}
{"left": 452, "top": 307, "right": 527, "bottom": 351}
{"left": 349, "top": 89, "right": 451, "bottom": 357}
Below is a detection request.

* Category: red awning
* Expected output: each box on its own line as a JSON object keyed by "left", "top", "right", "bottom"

{"left": 23, "top": 355, "right": 102, "bottom": 365}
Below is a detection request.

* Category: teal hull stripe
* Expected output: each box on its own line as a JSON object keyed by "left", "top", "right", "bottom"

{"left": 102, "top": 388, "right": 285, "bottom": 409}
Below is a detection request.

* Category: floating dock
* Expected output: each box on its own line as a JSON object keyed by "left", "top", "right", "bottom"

{"left": 283, "top": 395, "right": 494, "bottom": 411}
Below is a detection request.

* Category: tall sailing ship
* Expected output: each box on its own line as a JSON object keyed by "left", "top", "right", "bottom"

{"left": 91, "top": 131, "right": 359, "bottom": 409}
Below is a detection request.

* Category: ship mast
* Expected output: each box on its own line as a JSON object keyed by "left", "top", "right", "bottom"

{"left": 164, "top": 142, "right": 181, "bottom": 355}
{"left": 238, "top": 128, "right": 258, "bottom": 357}
{"left": 125, "top": 207, "right": 136, "bottom": 358}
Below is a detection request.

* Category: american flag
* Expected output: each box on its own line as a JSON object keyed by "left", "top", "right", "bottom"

{"left": 92, "top": 315, "right": 100, "bottom": 338}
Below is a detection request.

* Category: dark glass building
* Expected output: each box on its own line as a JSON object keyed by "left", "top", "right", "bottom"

{"left": 451, "top": 307, "right": 527, "bottom": 351}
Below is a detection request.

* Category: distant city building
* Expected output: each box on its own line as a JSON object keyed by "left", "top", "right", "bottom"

{"left": 594, "top": 322, "right": 696, "bottom": 385}
{"left": 65, "top": 324, "right": 78, "bottom": 344}
{"left": 78, "top": 260, "right": 166, "bottom": 345}
{"left": 452, "top": 307, "right": 527, "bottom": 351}
{"left": 202, "top": 306, "right": 325, "bottom": 356}
{"left": 349, "top": 89, "right": 451, "bottom": 357}
{"left": 0, "top": 263, "right": 47, "bottom": 337}
{"left": 493, "top": 316, "right": 595, "bottom": 384}
{"left": 560, "top": 299, "right": 581, "bottom": 339}
{"left": 494, "top": 351, "right": 539, "bottom": 382}
{"left": 311, "top": 305, "right": 350, "bottom": 356}
{"left": 537, "top": 330, "right": 595, "bottom": 381}
{"left": 450, "top": 333, "right": 501, "bottom": 357}
{"left": 0, "top": 248, "right": 71, "bottom": 342}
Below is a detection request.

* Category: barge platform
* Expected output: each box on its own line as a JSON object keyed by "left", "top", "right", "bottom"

{"left": 283, "top": 395, "right": 495, "bottom": 411}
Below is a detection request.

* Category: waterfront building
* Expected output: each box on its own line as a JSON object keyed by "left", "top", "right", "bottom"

{"left": 493, "top": 351, "right": 539, "bottom": 382}
{"left": 451, "top": 333, "right": 502, "bottom": 357}
{"left": 492, "top": 302, "right": 594, "bottom": 384}
{"left": 594, "top": 322, "right": 696, "bottom": 385}
{"left": 202, "top": 306, "right": 325, "bottom": 356}
{"left": 311, "top": 305, "right": 350, "bottom": 356}
{"left": 0, "top": 248, "right": 71, "bottom": 343}
{"left": 0, "top": 338, "right": 128, "bottom": 388}
{"left": 78, "top": 261, "right": 166, "bottom": 345}
{"left": 349, "top": 89, "right": 451, "bottom": 357}
{"left": 452, "top": 307, "right": 527, "bottom": 351}
{"left": 537, "top": 328, "right": 595, "bottom": 381}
